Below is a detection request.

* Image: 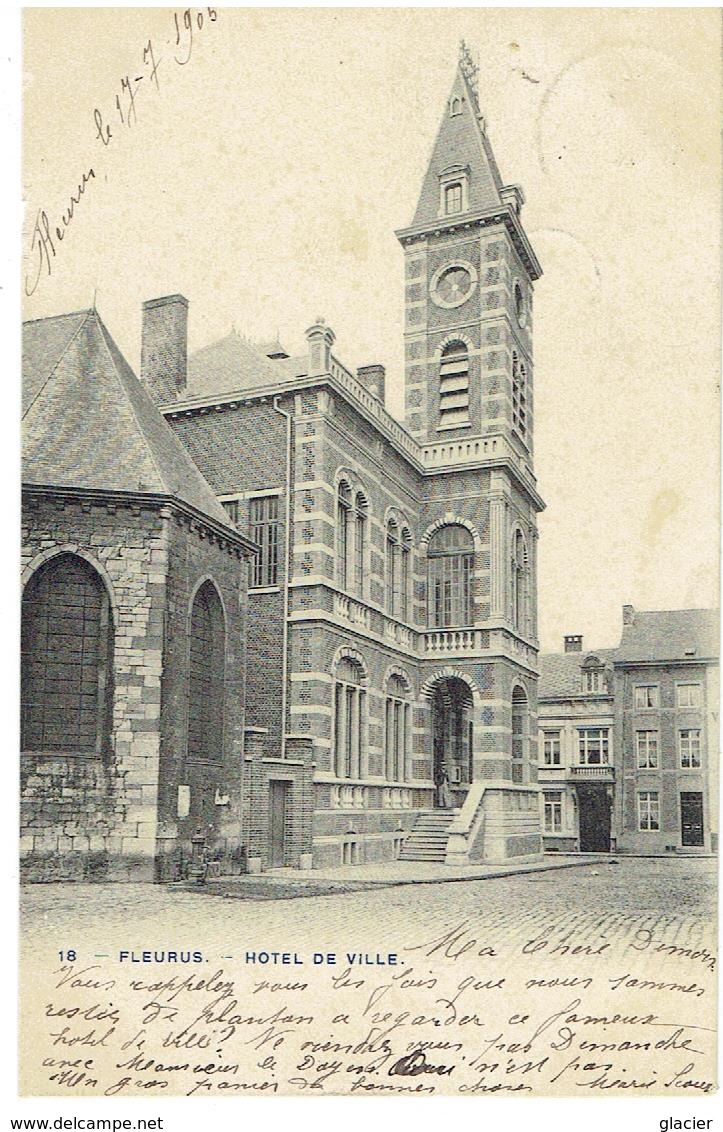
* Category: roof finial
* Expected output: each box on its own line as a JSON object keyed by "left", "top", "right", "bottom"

{"left": 459, "top": 39, "right": 480, "bottom": 116}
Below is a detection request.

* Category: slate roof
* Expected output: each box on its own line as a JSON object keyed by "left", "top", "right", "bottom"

{"left": 539, "top": 649, "right": 617, "bottom": 700}
{"left": 411, "top": 65, "right": 504, "bottom": 228}
{"left": 22, "top": 308, "right": 236, "bottom": 530}
{"left": 185, "top": 333, "right": 306, "bottom": 400}
{"left": 616, "top": 609, "right": 719, "bottom": 664}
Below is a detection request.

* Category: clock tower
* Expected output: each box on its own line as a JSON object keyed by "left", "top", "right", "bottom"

{"left": 397, "top": 44, "right": 541, "bottom": 461}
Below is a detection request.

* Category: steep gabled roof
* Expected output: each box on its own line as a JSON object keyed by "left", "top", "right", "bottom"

{"left": 411, "top": 64, "right": 504, "bottom": 228}
{"left": 616, "top": 609, "right": 719, "bottom": 664}
{"left": 22, "top": 309, "right": 236, "bottom": 530}
{"left": 539, "top": 649, "right": 617, "bottom": 700}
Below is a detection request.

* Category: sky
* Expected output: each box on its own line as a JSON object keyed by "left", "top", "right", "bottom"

{"left": 22, "top": 6, "right": 721, "bottom": 653}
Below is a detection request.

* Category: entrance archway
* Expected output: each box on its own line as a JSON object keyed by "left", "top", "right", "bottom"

{"left": 431, "top": 677, "right": 473, "bottom": 807}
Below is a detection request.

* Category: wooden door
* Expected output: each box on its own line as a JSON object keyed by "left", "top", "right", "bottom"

{"left": 680, "top": 792, "right": 704, "bottom": 847}
{"left": 269, "top": 780, "right": 289, "bottom": 867}
{"left": 578, "top": 788, "right": 611, "bottom": 852}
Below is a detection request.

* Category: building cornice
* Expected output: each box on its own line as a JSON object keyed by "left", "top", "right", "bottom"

{"left": 395, "top": 204, "right": 542, "bottom": 282}
{"left": 162, "top": 372, "right": 545, "bottom": 512}
{"left": 21, "top": 482, "right": 258, "bottom": 557}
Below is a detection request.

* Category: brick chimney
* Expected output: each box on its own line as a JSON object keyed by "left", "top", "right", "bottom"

{"left": 356, "top": 364, "right": 386, "bottom": 404}
{"left": 564, "top": 634, "right": 583, "bottom": 653}
{"left": 141, "top": 294, "right": 188, "bottom": 404}
{"left": 622, "top": 604, "right": 635, "bottom": 626}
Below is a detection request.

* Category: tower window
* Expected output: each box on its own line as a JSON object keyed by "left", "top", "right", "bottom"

{"left": 337, "top": 481, "right": 352, "bottom": 589}
{"left": 439, "top": 341, "right": 470, "bottom": 428}
{"left": 427, "top": 524, "right": 474, "bottom": 627}
{"left": 354, "top": 492, "right": 367, "bottom": 597}
{"left": 512, "top": 351, "right": 527, "bottom": 439}
{"left": 444, "top": 182, "right": 463, "bottom": 215}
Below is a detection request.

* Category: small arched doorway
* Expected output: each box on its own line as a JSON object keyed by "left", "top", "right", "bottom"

{"left": 431, "top": 677, "right": 473, "bottom": 807}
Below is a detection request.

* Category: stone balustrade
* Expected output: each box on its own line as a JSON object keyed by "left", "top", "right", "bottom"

{"left": 424, "top": 627, "right": 483, "bottom": 654}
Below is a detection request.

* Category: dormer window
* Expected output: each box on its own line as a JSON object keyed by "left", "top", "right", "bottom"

{"left": 445, "top": 183, "right": 463, "bottom": 215}
{"left": 581, "top": 655, "right": 605, "bottom": 694}
{"left": 438, "top": 165, "right": 470, "bottom": 218}
{"left": 450, "top": 97, "right": 462, "bottom": 117}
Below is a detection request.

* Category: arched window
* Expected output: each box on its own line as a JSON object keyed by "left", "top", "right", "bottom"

{"left": 188, "top": 581, "right": 225, "bottom": 761}
{"left": 449, "top": 97, "right": 462, "bottom": 117}
{"left": 354, "top": 492, "right": 367, "bottom": 596}
{"left": 427, "top": 524, "right": 474, "bottom": 627}
{"left": 400, "top": 527, "right": 412, "bottom": 622}
{"left": 337, "top": 481, "right": 352, "bottom": 589}
{"left": 511, "top": 529, "right": 529, "bottom": 632}
{"left": 385, "top": 674, "right": 410, "bottom": 783}
{"left": 439, "top": 341, "right": 470, "bottom": 428}
{"left": 386, "top": 519, "right": 398, "bottom": 614}
{"left": 511, "top": 685, "right": 528, "bottom": 784}
{"left": 21, "top": 553, "right": 114, "bottom": 753}
{"left": 333, "top": 657, "right": 365, "bottom": 779}
{"left": 512, "top": 351, "right": 527, "bottom": 438}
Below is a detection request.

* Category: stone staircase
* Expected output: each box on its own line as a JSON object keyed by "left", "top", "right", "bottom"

{"left": 398, "top": 810, "right": 458, "bottom": 863}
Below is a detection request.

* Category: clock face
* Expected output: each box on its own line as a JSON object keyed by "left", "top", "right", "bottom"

{"left": 431, "top": 261, "right": 477, "bottom": 308}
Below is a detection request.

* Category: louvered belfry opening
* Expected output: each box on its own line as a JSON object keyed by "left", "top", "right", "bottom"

{"left": 439, "top": 340, "right": 470, "bottom": 428}
{"left": 187, "top": 581, "right": 225, "bottom": 761}
{"left": 21, "top": 553, "right": 114, "bottom": 754}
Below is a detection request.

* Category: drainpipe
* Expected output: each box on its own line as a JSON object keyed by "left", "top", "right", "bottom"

{"left": 273, "top": 395, "right": 293, "bottom": 760}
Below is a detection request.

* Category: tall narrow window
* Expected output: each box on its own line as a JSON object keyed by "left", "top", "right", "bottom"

{"left": 354, "top": 492, "right": 367, "bottom": 596}
{"left": 249, "top": 495, "right": 280, "bottom": 587}
{"left": 427, "top": 524, "right": 474, "bottom": 627}
{"left": 385, "top": 674, "right": 410, "bottom": 782}
{"left": 21, "top": 554, "right": 113, "bottom": 754}
{"left": 511, "top": 686, "right": 528, "bottom": 784}
{"left": 511, "top": 529, "right": 529, "bottom": 632}
{"left": 399, "top": 528, "right": 412, "bottom": 621}
{"left": 512, "top": 351, "right": 527, "bottom": 439}
{"left": 333, "top": 657, "right": 365, "bottom": 779}
{"left": 444, "top": 182, "right": 463, "bottom": 214}
{"left": 337, "top": 482, "right": 352, "bottom": 590}
{"left": 386, "top": 519, "right": 399, "bottom": 614}
{"left": 188, "top": 581, "right": 225, "bottom": 761}
{"left": 439, "top": 342, "right": 470, "bottom": 428}
{"left": 544, "top": 791, "right": 563, "bottom": 833}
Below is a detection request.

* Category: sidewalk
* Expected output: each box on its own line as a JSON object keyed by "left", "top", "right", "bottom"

{"left": 174, "top": 853, "right": 613, "bottom": 900}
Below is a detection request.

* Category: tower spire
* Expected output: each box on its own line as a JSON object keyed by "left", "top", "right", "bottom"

{"left": 458, "top": 39, "right": 480, "bottom": 117}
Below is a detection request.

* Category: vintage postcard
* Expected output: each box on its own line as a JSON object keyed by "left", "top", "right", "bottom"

{"left": 18, "top": 5, "right": 719, "bottom": 1103}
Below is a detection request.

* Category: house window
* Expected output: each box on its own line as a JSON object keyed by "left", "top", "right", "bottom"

{"left": 677, "top": 683, "right": 701, "bottom": 708}
{"left": 221, "top": 498, "right": 240, "bottom": 526}
{"left": 427, "top": 524, "right": 474, "bottom": 627}
{"left": 188, "top": 581, "right": 225, "bottom": 761}
{"left": 636, "top": 730, "right": 659, "bottom": 769}
{"left": 439, "top": 341, "right": 470, "bottom": 428}
{"left": 638, "top": 791, "right": 660, "bottom": 831}
{"left": 385, "top": 674, "right": 410, "bottom": 782}
{"left": 249, "top": 495, "right": 280, "bottom": 587}
{"left": 21, "top": 553, "right": 114, "bottom": 754}
{"left": 337, "top": 481, "right": 352, "bottom": 590}
{"left": 512, "top": 351, "right": 527, "bottom": 438}
{"left": 542, "top": 731, "right": 561, "bottom": 766}
{"left": 634, "top": 685, "right": 658, "bottom": 709}
{"left": 544, "top": 791, "right": 563, "bottom": 833}
{"left": 333, "top": 657, "right": 366, "bottom": 779}
{"left": 680, "top": 729, "right": 701, "bottom": 768}
{"left": 578, "top": 727, "right": 610, "bottom": 765}
{"left": 354, "top": 492, "right": 367, "bottom": 597}
{"left": 511, "top": 529, "right": 529, "bottom": 633}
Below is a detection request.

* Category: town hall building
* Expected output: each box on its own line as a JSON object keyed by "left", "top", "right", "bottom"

{"left": 21, "top": 49, "right": 546, "bottom": 878}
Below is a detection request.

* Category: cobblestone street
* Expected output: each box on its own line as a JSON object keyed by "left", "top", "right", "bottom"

{"left": 21, "top": 857, "right": 716, "bottom": 959}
